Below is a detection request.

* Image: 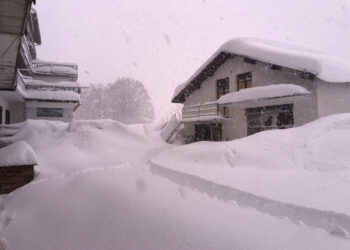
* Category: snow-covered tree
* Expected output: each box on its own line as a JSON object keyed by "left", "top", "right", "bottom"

{"left": 76, "top": 78, "right": 155, "bottom": 124}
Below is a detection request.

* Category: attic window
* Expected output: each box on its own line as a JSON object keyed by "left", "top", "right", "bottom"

{"left": 237, "top": 72, "right": 252, "bottom": 91}
{"left": 299, "top": 72, "right": 315, "bottom": 80}
{"left": 271, "top": 64, "right": 282, "bottom": 70}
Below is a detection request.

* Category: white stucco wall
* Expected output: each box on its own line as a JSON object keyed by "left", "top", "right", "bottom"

{"left": 317, "top": 81, "right": 350, "bottom": 117}
{"left": 25, "top": 101, "right": 78, "bottom": 122}
{"left": 224, "top": 95, "right": 318, "bottom": 140}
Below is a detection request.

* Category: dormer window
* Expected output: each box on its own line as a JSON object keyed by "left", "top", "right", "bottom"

{"left": 216, "top": 77, "right": 229, "bottom": 99}
{"left": 237, "top": 72, "right": 252, "bottom": 91}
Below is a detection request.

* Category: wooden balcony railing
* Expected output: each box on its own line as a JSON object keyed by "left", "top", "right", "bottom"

{"left": 182, "top": 102, "right": 230, "bottom": 121}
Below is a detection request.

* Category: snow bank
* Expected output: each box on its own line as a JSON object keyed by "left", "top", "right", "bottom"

{"left": 0, "top": 141, "right": 37, "bottom": 167}
{"left": 1, "top": 119, "right": 349, "bottom": 249}
{"left": 173, "top": 37, "right": 350, "bottom": 100}
{"left": 8, "top": 119, "right": 168, "bottom": 178}
{"left": 151, "top": 113, "right": 350, "bottom": 214}
{"left": 217, "top": 83, "right": 312, "bottom": 104}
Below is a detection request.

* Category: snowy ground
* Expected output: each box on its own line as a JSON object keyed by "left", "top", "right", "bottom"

{"left": 0, "top": 117, "right": 350, "bottom": 249}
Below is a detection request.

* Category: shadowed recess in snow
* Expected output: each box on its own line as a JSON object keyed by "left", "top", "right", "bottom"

{"left": 150, "top": 163, "right": 350, "bottom": 239}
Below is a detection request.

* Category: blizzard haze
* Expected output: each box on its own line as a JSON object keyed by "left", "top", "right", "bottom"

{"left": 35, "top": 0, "right": 350, "bottom": 119}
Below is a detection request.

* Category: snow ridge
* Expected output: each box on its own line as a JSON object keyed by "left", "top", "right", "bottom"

{"left": 150, "top": 163, "right": 350, "bottom": 238}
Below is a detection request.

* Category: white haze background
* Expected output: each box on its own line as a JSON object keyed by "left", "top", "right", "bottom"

{"left": 35, "top": 0, "right": 350, "bottom": 119}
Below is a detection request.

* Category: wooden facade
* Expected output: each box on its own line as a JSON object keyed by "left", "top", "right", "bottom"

{"left": 0, "top": 165, "right": 34, "bottom": 194}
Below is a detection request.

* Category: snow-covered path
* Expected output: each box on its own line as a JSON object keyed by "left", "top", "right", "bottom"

{"left": 0, "top": 119, "right": 349, "bottom": 249}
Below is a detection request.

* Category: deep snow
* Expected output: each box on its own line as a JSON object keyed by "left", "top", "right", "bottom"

{"left": 0, "top": 117, "right": 349, "bottom": 249}
{"left": 152, "top": 114, "right": 350, "bottom": 215}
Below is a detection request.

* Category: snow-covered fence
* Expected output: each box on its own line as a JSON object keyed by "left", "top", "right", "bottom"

{"left": 160, "top": 114, "right": 181, "bottom": 142}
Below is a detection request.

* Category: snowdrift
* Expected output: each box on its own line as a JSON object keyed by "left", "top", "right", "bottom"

{"left": 8, "top": 119, "right": 167, "bottom": 179}
{"left": 151, "top": 114, "right": 350, "bottom": 214}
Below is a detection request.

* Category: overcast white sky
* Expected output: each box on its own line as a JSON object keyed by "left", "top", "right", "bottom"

{"left": 35, "top": 0, "right": 350, "bottom": 119}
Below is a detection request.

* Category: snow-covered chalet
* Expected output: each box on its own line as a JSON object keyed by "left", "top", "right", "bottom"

{"left": 172, "top": 38, "right": 350, "bottom": 142}
{"left": 0, "top": 0, "right": 83, "bottom": 125}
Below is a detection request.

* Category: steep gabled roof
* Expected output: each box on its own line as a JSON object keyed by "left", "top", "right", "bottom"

{"left": 172, "top": 37, "right": 350, "bottom": 103}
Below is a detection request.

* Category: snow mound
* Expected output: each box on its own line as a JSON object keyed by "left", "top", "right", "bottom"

{"left": 153, "top": 113, "right": 350, "bottom": 171}
{"left": 0, "top": 141, "right": 37, "bottom": 167}
{"left": 217, "top": 83, "right": 312, "bottom": 104}
{"left": 151, "top": 114, "right": 350, "bottom": 214}
{"left": 8, "top": 119, "right": 167, "bottom": 179}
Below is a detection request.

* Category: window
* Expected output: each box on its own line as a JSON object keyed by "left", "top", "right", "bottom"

{"left": 5, "top": 110, "right": 10, "bottom": 124}
{"left": 219, "top": 106, "right": 230, "bottom": 118}
{"left": 245, "top": 104, "right": 294, "bottom": 136}
{"left": 37, "top": 108, "right": 63, "bottom": 117}
{"left": 216, "top": 78, "right": 229, "bottom": 99}
{"left": 0, "top": 106, "right": 2, "bottom": 124}
{"left": 237, "top": 72, "right": 252, "bottom": 91}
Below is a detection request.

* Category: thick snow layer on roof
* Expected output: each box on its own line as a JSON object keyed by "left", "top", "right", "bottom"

{"left": 0, "top": 141, "right": 37, "bottom": 167}
{"left": 23, "top": 90, "right": 80, "bottom": 101}
{"left": 22, "top": 77, "right": 80, "bottom": 88}
{"left": 217, "top": 84, "right": 312, "bottom": 104}
{"left": 173, "top": 37, "right": 350, "bottom": 100}
{"left": 221, "top": 38, "right": 350, "bottom": 82}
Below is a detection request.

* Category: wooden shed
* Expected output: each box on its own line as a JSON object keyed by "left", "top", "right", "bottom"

{"left": 0, "top": 141, "right": 37, "bottom": 194}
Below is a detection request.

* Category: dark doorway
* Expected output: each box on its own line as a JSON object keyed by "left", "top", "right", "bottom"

{"left": 211, "top": 123, "right": 222, "bottom": 141}
{"left": 0, "top": 106, "right": 2, "bottom": 124}
{"left": 5, "top": 110, "right": 10, "bottom": 124}
{"left": 195, "top": 124, "right": 211, "bottom": 141}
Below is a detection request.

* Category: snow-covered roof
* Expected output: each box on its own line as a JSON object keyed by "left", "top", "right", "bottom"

{"left": 23, "top": 90, "right": 81, "bottom": 102}
{"left": 217, "top": 84, "right": 312, "bottom": 105}
{"left": 32, "top": 60, "right": 78, "bottom": 76}
{"left": 0, "top": 141, "right": 37, "bottom": 167}
{"left": 172, "top": 37, "right": 350, "bottom": 103}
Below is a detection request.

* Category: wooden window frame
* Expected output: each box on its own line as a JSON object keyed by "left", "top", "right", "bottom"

{"left": 237, "top": 72, "right": 252, "bottom": 91}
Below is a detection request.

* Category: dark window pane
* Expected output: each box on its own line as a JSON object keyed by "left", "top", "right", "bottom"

{"left": 37, "top": 108, "right": 63, "bottom": 117}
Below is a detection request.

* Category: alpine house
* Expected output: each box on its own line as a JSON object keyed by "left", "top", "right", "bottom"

{"left": 0, "top": 0, "right": 83, "bottom": 124}
{"left": 172, "top": 38, "right": 350, "bottom": 142}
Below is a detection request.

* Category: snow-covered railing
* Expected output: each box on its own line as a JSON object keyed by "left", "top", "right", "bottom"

{"left": 15, "top": 71, "right": 26, "bottom": 97}
{"left": 182, "top": 103, "right": 219, "bottom": 119}
{"left": 32, "top": 60, "right": 78, "bottom": 77}
{"left": 160, "top": 114, "right": 181, "bottom": 142}
{"left": 20, "top": 36, "right": 34, "bottom": 67}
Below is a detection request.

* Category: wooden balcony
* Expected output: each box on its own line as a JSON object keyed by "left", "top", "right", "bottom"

{"left": 182, "top": 103, "right": 230, "bottom": 122}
